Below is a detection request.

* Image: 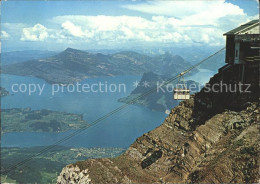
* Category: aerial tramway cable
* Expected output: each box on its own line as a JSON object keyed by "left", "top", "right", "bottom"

{"left": 0, "top": 47, "right": 226, "bottom": 175}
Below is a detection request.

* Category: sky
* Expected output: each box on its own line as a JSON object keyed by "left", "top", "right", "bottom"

{"left": 1, "top": 0, "right": 259, "bottom": 52}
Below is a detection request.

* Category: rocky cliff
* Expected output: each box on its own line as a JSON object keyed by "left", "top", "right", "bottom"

{"left": 57, "top": 64, "right": 259, "bottom": 183}
{"left": 57, "top": 165, "right": 91, "bottom": 184}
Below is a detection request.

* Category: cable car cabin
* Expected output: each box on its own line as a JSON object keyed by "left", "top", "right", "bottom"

{"left": 173, "top": 88, "right": 190, "bottom": 100}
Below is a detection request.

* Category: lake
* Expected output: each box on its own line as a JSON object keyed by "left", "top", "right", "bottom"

{"left": 187, "top": 69, "right": 216, "bottom": 85}
{"left": 1, "top": 69, "right": 216, "bottom": 148}
{"left": 1, "top": 74, "right": 167, "bottom": 148}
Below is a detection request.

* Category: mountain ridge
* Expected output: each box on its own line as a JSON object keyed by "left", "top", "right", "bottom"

{"left": 1, "top": 48, "right": 197, "bottom": 84}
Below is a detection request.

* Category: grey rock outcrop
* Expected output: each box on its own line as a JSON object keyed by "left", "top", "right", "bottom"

{"left": 57, "top": 164, "right": 91, "bottom": 184}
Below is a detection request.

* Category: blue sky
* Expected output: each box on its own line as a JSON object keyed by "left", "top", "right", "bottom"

{"left": 1, "top": 0, "right": 259, "bottom": 52}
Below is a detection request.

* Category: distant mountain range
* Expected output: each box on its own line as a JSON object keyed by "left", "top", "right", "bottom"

{"left": 1, "top": 48, "right": 198, "bottom": 84}
{"left": 119, "top": 72, "right": 200, "bottom": 112}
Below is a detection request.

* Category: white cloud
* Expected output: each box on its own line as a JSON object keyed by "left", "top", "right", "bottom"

{"left": 21, "top": 24, "right": 49, "bottom": 41}
{"left": 53, "top": 15, "right": 154, "bottom": 31}
{"left": 2, "top": 23, "right": 26, "bottom": 40}
{"left": 52, "top": 15, "right": 157, "bottom": 43}
{"left": 15, "top": 1, "right": 258, "bottom": 47}
{"left": 1, "top": 31, "right": 10, "bottom": 40}
{"left": 61, "top": 21, "right": 85, "bottom": 37}
{"left": 122, "top": 0, "right": 245, "bottom": 19}
{"left": 123, "top": 1, "right": 205, "bottom": 17}
{"left": 121, "top": 0, "right": 257, "bottom": 37}
{"left": 50, "top": 12, "right": 256, "bottom": 46}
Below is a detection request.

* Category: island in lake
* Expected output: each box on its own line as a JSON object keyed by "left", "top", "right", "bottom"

{"left": 1, "top": 108, "right": 88, "bottom": 133}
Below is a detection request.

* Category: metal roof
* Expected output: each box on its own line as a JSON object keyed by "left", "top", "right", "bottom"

{"left": 223, "top": 19, "right": 259, "bottom": 35}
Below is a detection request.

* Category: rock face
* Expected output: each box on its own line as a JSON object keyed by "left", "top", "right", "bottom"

{"left": 57, "top": 165, "right": 91, "bottom": 184}
{"left": 58, "top": 64, "right": 259, "bottom": 183}
{"left": 69, "top": 100, "right": 259, "bottom": 183}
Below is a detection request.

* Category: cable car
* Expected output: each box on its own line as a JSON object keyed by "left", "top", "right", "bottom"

{"left": 173, "top": 73, "right": 190, "bottom": 100}
{"left": 173, "top": 88, "right": 190, "bottom": 100}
